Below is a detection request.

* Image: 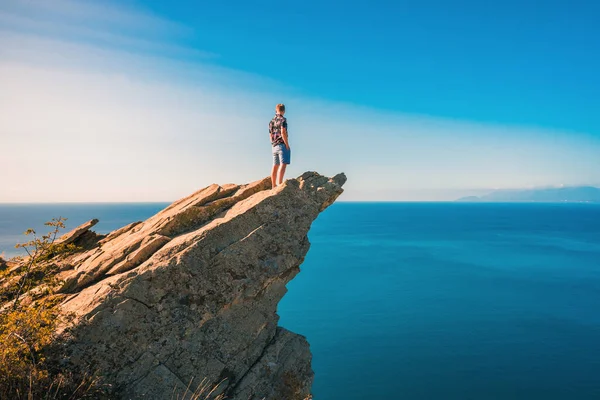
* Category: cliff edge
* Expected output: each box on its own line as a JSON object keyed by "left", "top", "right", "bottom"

{"left": 50, "top": 171, "right": 346, "bottom": 399}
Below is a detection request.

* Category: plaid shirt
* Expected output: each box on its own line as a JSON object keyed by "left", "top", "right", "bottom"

{"left": 269, "top": 114, "right": 288, "bottom": 146}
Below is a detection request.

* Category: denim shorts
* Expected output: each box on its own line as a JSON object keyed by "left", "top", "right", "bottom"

{"left": 272, "top": 144, "right": 291, "bottom": 165}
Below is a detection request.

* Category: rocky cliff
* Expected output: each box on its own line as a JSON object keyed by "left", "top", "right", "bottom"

{"left": 49, "top": 171, "right": 346, "bottom": 399}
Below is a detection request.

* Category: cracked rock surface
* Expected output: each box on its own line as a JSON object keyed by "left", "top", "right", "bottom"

{"left": 53, "top": 172, "right": 346, "bottom": 399}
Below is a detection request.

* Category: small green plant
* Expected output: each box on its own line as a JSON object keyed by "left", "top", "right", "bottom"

{"left": 8, "top": 217, "right": 78, "bottom": 309}
{"left": 0, "top": 299, "right": 58, "bottom": 395}
{"left": 0, "top": 217, "right": 97, "bottom": 399}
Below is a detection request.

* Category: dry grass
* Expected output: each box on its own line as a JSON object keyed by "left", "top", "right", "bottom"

{"left": 171, "top": 377, "right": 227, "bottom": 400}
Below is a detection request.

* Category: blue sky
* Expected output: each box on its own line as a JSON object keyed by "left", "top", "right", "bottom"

{"left": 0, "top": 0, "right": 599, "bottom": 201}
{"left": 145, "top": 0, "right": 600, "bottom": 133}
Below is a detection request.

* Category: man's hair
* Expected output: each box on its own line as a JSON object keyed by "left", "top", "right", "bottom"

{"left": 276, "top": 103, "right": 285, "bottom": 113}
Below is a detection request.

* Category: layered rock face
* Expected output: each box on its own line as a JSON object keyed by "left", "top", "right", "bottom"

{"left": 53, "top": 172, "right": 346, "bottom": 399}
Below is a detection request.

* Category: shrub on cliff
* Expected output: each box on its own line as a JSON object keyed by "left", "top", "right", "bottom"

{"left": 0, "top": 218, "right": 101, "bottom": 399}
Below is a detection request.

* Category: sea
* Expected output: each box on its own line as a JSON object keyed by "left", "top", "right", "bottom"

{"left": 1, "top": 202, "right": 600, "bottom": 400}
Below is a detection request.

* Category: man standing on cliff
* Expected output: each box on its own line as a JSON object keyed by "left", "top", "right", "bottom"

{"left": 269, "top": 103, "right": 291, "bottom": 188}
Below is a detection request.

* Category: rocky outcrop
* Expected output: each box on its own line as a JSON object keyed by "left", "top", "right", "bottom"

{"left": 55, "top": 218, "right": 105, "bottom": 253}
{"left": 52, "top": 172, "right": 346, "bottom": 399}
{"left": 56, "top": 218, "right": 99, "bottom": 245}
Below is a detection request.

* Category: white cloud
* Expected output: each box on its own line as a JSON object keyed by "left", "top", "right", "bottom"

{"left": 0, "top": 11, "right": 214, "bottom": 59}
{"left": 0, "top": 0, "right": 208, "bottom": 62}
{"left": 0, "top": 2, "right": 599, "bottom": 202}
{"left": 0, "top": 0, "right": 189, "bottom": 36}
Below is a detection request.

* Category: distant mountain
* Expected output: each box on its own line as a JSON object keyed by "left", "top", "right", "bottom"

{"left": 457, "top": 186, "right": 600, "bottom": 203}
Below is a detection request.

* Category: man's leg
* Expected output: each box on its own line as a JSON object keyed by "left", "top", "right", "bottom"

{"left": 277, "top": 163, "right": 287, "bottom": 186}
{"left": 271, "top": 164, "right": 280, "bottom": 188}
{"left": 276, "top": 146, "right": 290, "bottom": 186}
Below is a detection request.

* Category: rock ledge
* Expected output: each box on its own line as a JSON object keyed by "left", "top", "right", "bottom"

{"left": 54, "top": 172, "right": 346, "bottom": 399}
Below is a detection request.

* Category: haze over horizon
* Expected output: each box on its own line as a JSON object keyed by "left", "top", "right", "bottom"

{"left": 1, "top": 0, "right": 599, "bottom": 202}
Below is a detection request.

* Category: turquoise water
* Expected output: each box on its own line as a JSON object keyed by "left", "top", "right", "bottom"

{"left": 279, "top": 203, "right": 600, "bottom": 400}
{"left": 2, "top": 203, "right": 600, "bottom": 399}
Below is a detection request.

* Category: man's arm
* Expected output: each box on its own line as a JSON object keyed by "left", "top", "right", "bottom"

{"left": 282, "top": 127, "right": 290, "bottom": 150}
